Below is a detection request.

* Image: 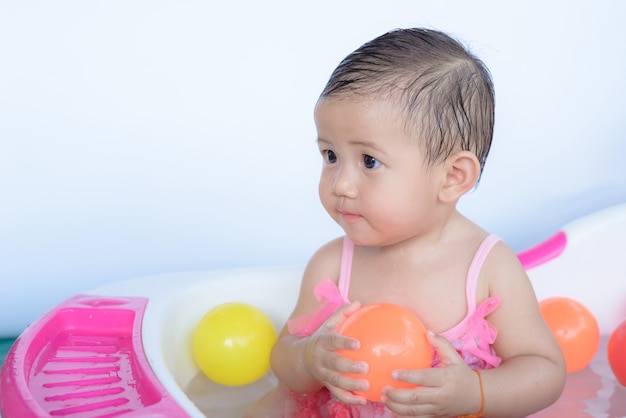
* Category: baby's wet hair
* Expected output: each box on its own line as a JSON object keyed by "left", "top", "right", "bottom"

{"left": 319, "top": 28, "right": 494, "bottom": 174}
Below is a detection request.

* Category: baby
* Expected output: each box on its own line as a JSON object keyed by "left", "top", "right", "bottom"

{"left": 248, "top": 27, "right": 566, "bottom": 418}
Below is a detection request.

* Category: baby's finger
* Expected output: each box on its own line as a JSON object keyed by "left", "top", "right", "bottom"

{"left": 427, "top": 330, "right": 465, "bottom": 367}
{"left": 326, "top": 368, "right": 370, "bottom": 392}
{"left": 317, "top": 361, "right": 370, "bottom": 403}
{"left": 390, "top": 367, "right": 436, "bottom": 387}
{"left": 323, "top": 301, "right": 362, "bottom": 330}
{"left": 382, "top": 389, "right": 436, "bottom": 417}
{"left": 315, "top": 330, "right": 360, "bottom": 352}
{"left": 384, "top": 384, "right": 438, "bottom": 405}
{"left": 383, "top": 384, "right": 449, "bottom": 417}
{"left": 324, "top": 350, "right": 368, "bottom": 376}
{"left": 328, "top": 385, "right": 369, "bottom": 406}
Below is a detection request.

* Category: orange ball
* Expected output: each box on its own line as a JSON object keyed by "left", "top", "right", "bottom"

{"left": 539, "top": 297, "right": 600, "bottom": 373}
{"left": 608, "top": 320, "right": 626, "bottom": 386}
{"left": 337, "top": 303, "right": 431, "bottom": 402}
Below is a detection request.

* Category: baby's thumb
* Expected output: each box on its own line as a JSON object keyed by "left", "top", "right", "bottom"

{"left": 427, "top": 330, "right": 464, "bottom": 366}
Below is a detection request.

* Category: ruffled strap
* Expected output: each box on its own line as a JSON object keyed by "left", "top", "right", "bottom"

{"left": 287, "top": 278, "right": 349, "bottom": 337}
{"left": 461, "top": 296, "right": 502, "bottom": 368}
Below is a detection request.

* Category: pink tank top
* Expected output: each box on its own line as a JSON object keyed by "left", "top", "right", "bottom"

{"left": 288, "top": 235, "right": 502, "bottom": 370}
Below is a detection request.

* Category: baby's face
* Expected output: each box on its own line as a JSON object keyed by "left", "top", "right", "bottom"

{"left": 314, "top": 97, "right": 447, "bottom": 247}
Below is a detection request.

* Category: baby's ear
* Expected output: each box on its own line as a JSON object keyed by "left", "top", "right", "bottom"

{"left": 438, "top": 151, "right": 481, "bottom": 203}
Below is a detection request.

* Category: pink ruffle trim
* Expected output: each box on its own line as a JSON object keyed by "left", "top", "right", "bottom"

{"left": 287, "top": 278, "right": 349, "bottom": 337}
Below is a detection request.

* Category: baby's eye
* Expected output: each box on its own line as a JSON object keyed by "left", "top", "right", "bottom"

{"left": 363, "top": 154, "right": 381, "bottom": 169}
{"left": 322, "top": 149, "right": 338, "bottom": 164}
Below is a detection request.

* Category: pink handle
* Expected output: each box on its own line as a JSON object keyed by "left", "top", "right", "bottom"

{"left": 517, "top": 231, "right": 567, "bottom": 270}
{"left": 0, "top": 295, "right": 190, "bottom": 418}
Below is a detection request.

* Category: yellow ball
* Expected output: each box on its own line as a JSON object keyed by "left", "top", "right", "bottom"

{"left": 191, "top": 302, "right": 277, "bottom": 386}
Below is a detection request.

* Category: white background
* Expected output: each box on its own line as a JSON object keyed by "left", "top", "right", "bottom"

{"left": 1, "top": 1, "right": 625, "bottom": 336}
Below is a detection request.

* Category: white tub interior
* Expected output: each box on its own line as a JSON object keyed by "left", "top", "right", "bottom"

{"left": 92, "top": 267, "right": 302, "bottom": 417}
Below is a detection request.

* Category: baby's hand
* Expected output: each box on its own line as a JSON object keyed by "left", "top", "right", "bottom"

{"left": 303, "top": 301, "right": 370, "bottom": 405}
{"left": 382, "top": 332, "right": 482, "bottom": 417}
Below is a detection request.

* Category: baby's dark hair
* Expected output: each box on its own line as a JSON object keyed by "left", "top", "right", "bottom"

{"left": 319, "top": 28, "right": 494, "bottom": 173}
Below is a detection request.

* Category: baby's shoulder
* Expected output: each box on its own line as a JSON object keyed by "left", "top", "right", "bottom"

{"left": 304, "top": 236, "right": 344, "bottom": 280}
{"left": 294, "top": 238, "right": 343, "bottom": 298}
{"left": 482, "top": 238, "right": 529, "bottom": 286}
{"left": 486, "top": 238, "right": 522, "bottom": 266}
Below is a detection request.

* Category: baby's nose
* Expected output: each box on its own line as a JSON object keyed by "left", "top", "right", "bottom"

{"left": 333, "top": 166, "right": 357, "bottom": 198}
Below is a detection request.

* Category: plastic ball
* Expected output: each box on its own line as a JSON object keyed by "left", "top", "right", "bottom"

{"left": 608, "top": 319, "right": 626, "bottom": 386}
{"left": 337, "top": 303, "right": 431, "bottom": 402}
{"left": 539, "top": 297, "right": 600, "bottom": 373}
{"left": 191, "top": 302, "right": 277, "bottom": 386}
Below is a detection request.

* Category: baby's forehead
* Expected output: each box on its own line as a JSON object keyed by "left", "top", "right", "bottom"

{"left": 314, "top": 96, "right": 427, "bottom": 148}
{"left": 316, "top": 93, "right": 408, "bottom": 116}
{"left": 320, "top": 93, "right": 428, "bottom": 133}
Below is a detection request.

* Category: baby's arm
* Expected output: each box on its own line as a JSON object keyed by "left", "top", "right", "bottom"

{"left": 270, "top": 239, "right": 370, "bottom": 403}
{"left": 474, "top": 242, "right": 566, "bottom": 414}
{"left": 384, "top": 242, "right": 566, "bottom": 417}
